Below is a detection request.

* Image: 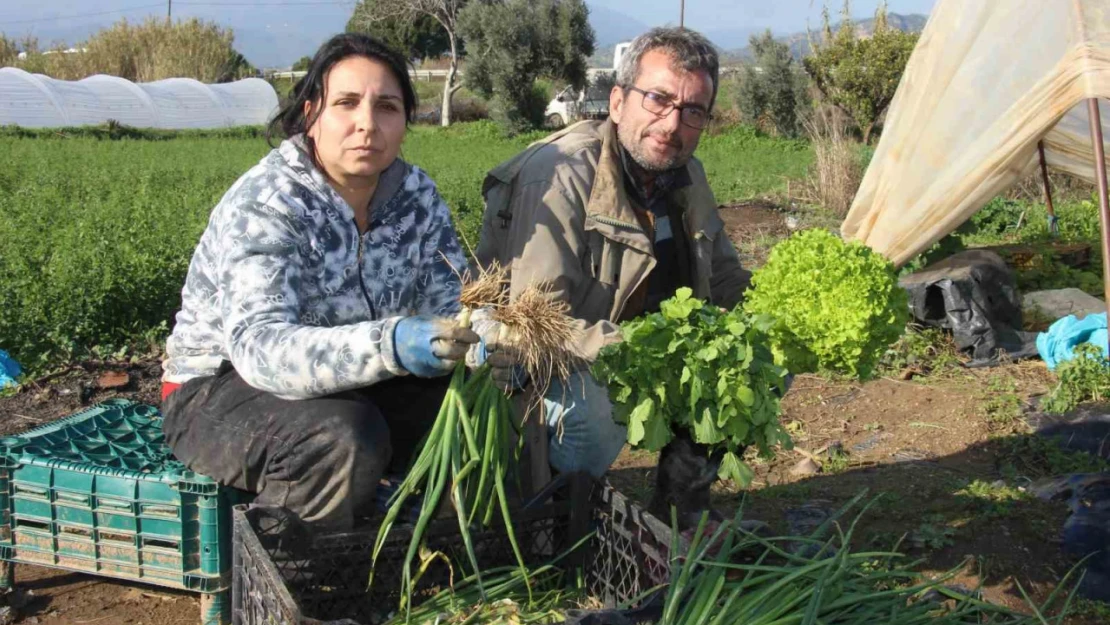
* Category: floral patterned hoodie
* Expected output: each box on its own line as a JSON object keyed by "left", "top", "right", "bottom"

{"left": 163, "top": 135, "right": 467, "bottom": 399}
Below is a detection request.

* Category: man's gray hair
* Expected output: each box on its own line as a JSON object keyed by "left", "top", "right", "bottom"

{"left": 616, "top": 27, "right": 720, "bottom": 110}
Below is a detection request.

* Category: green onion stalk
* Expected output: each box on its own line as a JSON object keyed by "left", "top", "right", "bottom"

{"left": 657, "top": 496, "right": 1087, "bottom": 625}
{"left": 371, "top": 269, "right": 581, "bottom": 619}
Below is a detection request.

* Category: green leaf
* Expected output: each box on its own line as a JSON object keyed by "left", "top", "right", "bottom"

{"left": 718, "top": 451, "right": 754, "bottom": 486}
{"left": 736, "top": 386, "right": 755, "bottom": 407}
{"left": 641, "top": 408, "right": 673, "bottom": 451}
{"left": 626, "top": 397, "right": 654, "bottom": 447}
{"left": 692, "top": 407, "right": 725, "bottom": 445}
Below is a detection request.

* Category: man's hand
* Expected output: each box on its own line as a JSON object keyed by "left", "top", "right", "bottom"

{"left": 394, "top": 315, "right": 479, "bottom": 377}
{"left": 468, "top": 317, "right": 529, "bottom": 392}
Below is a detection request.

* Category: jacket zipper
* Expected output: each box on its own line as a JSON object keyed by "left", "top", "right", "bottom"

{"left": 590, "top": 214, "right": 642, "bottom": 231}
{"left": 354, "top": 219, "right": 377, "bottom": 319}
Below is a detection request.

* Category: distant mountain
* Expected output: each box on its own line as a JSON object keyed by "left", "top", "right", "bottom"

{"left": 586, "top": 3, "right": 651, "bottom": 48}
{"left": 732, "top": 12, "right": 928, "bottom": 62}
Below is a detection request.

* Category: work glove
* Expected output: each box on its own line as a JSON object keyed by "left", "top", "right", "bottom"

{"left": 466, "top": 310, "right": 529, "bottom": 392}
{"left": 394, "top": 315, "right": 479, "bottom": 378}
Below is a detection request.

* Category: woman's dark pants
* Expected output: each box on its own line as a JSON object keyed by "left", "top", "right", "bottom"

{"left": 162, "top": 363, "right": 447, "bottom": 532}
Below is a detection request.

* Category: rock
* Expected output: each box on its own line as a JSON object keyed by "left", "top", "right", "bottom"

{"left": 920, "top": 584, "right": 980, "bottom": 604}
{"left": 785, "top": 500, "right": 836, "bottom": 557}
{"left": 790, "top": 458, "right": 820, "bottom": 476}
{"left": 1023, "top": 288, "right": 1106, "bottom": 321}
{"left": 851, "top": 432, "right": 888, "bottom": 453}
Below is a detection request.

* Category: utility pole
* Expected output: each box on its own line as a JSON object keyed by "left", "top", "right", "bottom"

{"left": 680, "top": 0, "right": 685, "bottom": 28}
{"left": 167, "top": 0, "right": 172, "bottom": 21}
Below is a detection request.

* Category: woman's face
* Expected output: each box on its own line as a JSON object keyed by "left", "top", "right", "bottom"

{"left": 305, "top": 55, "right": 406, "bottom": 186}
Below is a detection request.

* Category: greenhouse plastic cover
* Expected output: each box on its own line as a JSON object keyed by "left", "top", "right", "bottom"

{"left": 843, "top": 0, "right": 1110, "bottom": 266}
{"left": 0, "top": 67, "right": 278, "bottom": 129}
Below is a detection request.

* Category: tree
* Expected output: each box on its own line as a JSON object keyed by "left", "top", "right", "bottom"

{"left": 802, "top": 1, "right": 917, "bottom": 143}
{"left": 348, "top": 0, "right": 468, "bottom": 126}
{"left": 347, "top": 4, "right": 448, "bottom": 61}
{"left": 459, "top": 0, "right": 594, "bottom": 135}
{"left": 291, "top": 55, "right": 312, "bottom": 71}
{"left": 737, "top": 30, "right": 810, "bottom": 137}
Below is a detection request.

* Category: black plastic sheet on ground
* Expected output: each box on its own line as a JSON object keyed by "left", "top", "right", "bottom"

{"left": 899, "top": 250, "right": 1039, "bottom": 366}
{"left": 1026, "top": 406, "right": 1110, "bottom": 601}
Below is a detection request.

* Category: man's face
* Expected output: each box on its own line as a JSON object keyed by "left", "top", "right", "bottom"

{"left": 610, "top": 49, "right": 714, "bottom": 173}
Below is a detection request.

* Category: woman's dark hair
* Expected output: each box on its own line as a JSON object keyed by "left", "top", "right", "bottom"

{"left": 266, "top": 33, "right": 418, "bottom": 147}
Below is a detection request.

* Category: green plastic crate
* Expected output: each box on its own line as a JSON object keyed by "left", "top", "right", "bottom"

{"left": 0, "top": 398, "right": 239, "bottom": 624}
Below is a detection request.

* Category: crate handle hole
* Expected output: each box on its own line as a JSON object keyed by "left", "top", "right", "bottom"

{"left": 14, "top": 519, "right": 49, "bottom": 532}
{"left": 60, "top": 526, "right": 92, "bottom": 538}
{"left": 143, "top": 538, "right": 180, "bottom": 550}
{"left": 99, "top": 531, "right": 133, "bottom": 544}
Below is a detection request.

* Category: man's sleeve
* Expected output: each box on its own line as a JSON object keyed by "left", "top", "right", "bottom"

{"left": 708, "top": 227, "right": 753, "bottom": 310}
{"left": 500, "top": 178, "right": 623, "bottom": 364}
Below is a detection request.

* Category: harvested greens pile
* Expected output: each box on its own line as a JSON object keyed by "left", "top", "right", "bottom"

{"left": 593, "top": 231, "right": 910, "bottom": 483}
{"left": 592, "top": 288, "right": 792, "bottom": 485}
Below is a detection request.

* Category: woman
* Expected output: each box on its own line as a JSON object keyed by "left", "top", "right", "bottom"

{"left": 161, "top": 34, "right": 495, "bottom": 532}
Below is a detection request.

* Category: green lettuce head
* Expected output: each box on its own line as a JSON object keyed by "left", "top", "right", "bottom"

{"left": 744, "top": 229, "right": 909, "bottom": 379}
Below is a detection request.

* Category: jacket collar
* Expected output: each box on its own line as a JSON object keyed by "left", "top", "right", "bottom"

{"left": 280, "top": 134, "right": 409, "bottom": 227}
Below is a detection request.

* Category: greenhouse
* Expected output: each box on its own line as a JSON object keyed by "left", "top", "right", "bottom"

{"left": 0, "top": 67, "right": 278, "bottom": 129}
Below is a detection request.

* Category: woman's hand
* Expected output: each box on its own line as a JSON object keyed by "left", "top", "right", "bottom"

{"left": 394, "top": 315, "right": 480, "bottom": 377}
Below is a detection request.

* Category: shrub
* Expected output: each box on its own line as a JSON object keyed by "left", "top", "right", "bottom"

{"left": 459, "top": 0, "right": 594, "bottom": 135}
{"left": 803, "top": 106, "right": 864, "bottom": 216}
{"left": 1041, "top": 344, "right": 1110, "bottom": 414}
{"left": 737, "top": 30, "right": 810, "bottom": 138}
{"left": 12, "top": 18, "right": 252, "bottom": 83}
{"left": 744, "top": 228, "right": 910, "bottom": 378}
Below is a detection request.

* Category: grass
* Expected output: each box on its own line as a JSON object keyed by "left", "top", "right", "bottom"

{"left": 0, "top": 121, "right": 813, "bottom": 374}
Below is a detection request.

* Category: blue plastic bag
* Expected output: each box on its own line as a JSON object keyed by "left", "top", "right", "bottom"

{"left": 1036, "top": 313, "right": 1109, "bottom": 371}
{"left": 0, "top": 349, "right": 21, "bottom": 389}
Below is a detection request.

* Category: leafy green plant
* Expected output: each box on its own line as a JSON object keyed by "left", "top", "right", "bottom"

{"left": 1042, "top": 344, "right": 1110, "bottom": 414}
{"left": 910, "top": 514, "right": 957, "bottom": 551}
{"left": 878, "top": 325, "right": 963, "bottom": 376}
{"left": 744, "top": 228, "right": 910, "bottom": 379}
{"left": 956, "top": 479, "right": 1030, "bottom": 519}
{"left": 1000, "top": 434, "right": 1110, "bottom": 480}
{"left": 592, "top": 288, "right": 792, "bottom": 485}
{"left": 981, "top": 376, "right": 1024, "bottom": 428}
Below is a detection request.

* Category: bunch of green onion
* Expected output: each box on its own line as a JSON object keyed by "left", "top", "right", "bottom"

{"left": 656, "top": 496, "right": 1085, "bottom": 625}
{"left": 371, "top": 265, "right": 582, "bottom": 619}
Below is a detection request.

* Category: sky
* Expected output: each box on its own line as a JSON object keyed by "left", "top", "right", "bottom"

{"left": 0, "top": 0, "right": 937, "bottom": 68}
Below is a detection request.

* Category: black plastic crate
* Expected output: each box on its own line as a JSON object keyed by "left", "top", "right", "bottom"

{"left": 232, "top": 481, "right": 672, "bottom": 625}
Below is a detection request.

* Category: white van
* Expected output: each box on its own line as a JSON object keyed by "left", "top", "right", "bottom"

{"left": 544, "top": 42, "right": 631, "bottom": 129}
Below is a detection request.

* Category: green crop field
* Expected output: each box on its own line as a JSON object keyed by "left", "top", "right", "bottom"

{"left": 0, "top": 121, "right": 812, "bottom": 371}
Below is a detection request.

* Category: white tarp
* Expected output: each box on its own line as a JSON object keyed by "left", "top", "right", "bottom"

{"left": 842, "top": 0, "right": 1110, "bottom": 266}
{"left": 0, "top": 67, "right": 278, "bottom": 129}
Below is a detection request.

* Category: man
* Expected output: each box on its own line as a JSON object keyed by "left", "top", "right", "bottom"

{"left": 475, "top": 26, "right": 752, "bottom": 517}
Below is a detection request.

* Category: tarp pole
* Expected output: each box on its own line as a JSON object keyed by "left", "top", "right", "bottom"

{"left": 1038, "top": 140, "right": 1058, "bottom": 235}
{"left": 1087, "top": 98, "right": 1110, "bottom": 357}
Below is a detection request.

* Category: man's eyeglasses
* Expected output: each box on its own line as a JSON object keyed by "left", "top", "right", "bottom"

{"left": 627, "top": 86, "right": 712, "bottom": 130}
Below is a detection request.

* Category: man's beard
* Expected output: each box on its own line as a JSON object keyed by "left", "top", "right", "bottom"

{"left": 618, "top": 124, "right": 691, "bottom": 173}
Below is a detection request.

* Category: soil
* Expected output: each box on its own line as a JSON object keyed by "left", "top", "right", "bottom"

{"left": 716, "top": 201, "right": 794, "bottom": 267}
{"left": 0, "top": 201, "right": 1105, "bottom": 624}
{"left": 609, "top": 364, "right": 1103, "bottom": 625}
